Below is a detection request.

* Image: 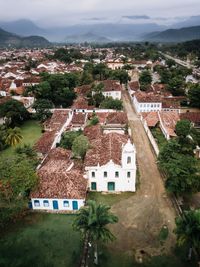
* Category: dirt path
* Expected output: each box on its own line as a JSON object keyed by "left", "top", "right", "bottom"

{"left": 109, "top": 89, "right": 176, "bottom": 256}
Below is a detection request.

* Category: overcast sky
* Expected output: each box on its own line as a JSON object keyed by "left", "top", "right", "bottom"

{"left": 1, "top": 0, "right": 200, "bottom": 27}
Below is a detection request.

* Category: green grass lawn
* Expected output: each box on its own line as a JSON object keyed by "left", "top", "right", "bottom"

{"left": 0, "top": 120, "right": 42, "bottom": 158}
{"left": 0, "top": 213, "right": 82, "bottom": 267}
{"left": 88, "top": 192, "right": 134, "bottom": 206}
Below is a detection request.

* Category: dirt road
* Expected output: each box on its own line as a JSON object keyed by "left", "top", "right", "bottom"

{"left": 109, "top": 89, "right": 176, "bottom": 256}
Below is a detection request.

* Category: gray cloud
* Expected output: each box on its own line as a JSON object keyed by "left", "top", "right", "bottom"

{"left": 0, "top": 0, "right": 199, "bottom": 27}
{"left": 122, "top": 15, "right": 150, "bottom": 20}
{"left": 82, "top": 17, "right": 106, "bottom": 21}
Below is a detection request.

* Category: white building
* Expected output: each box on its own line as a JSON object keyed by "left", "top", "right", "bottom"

{"left": 133, "top": 91, "right": 162, "bottom": 113}
{"left": 31, "top": 148, "right": 87, "bottom": 211}
{"left": 85, "top": 133, "right": 136, "bottom": 192}
{"left": 93, "top": 80, "right": 122, "bottom": 100}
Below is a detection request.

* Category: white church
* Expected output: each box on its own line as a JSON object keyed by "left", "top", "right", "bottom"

{"left": 84, "top": 132, "right": 136, "bottom": 192}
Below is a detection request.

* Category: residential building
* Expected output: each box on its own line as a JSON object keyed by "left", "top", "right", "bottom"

{"left": 133, "top": 91, "right": 162, "bottom": 113}
{"left": 31, "top": 148, "right": 87, "bottom": 211}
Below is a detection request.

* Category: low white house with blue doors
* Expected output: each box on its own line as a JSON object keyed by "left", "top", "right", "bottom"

{"left": 84, "top": 132, "right": 136, "bottom": 192}
{"left": 30, "top": 148, "right": 87, "bottom": 211}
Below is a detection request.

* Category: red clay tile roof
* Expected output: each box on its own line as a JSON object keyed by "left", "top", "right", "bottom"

{"left": 84, "top": 125, "right": 103, "bottom": 141}
{"left": 105, "top": 112, "right": 128, "bottom": 125}
{"left": 180, "top": 112, "right": 200, "bottom": 124}
{"left": 72, "top": 96, "right": 91, "bottom": 109}
{"left": 85, "top": 133, "right": 128, "bottom": 167}
{"left": 74, "top": 85, "right": 91, "bottom": 95}
{"left": 129, "top": 81, "right": 140, "bottom": 91}
{"left": 34, "top": 130, "right": 56, "bottom": 155}
{"left": 135, "top": 91, "right": 161, "bottom": 103}
{"left": 31, "top": 148, "right": 87, "bottom": 199}
{"left": 159, "top": 111, "right": 180, "bottom": 137}
{"left": 44, "top": 110, "right": 69, "bottom": 132}
{"left": 141, "top": 112, "right": 159, "bottom": 127}
{"left": 71, "top": 112, "right": 87, "bottom": 125}
{"left": 101, "top": 80, "right": 122, "bottom": 92}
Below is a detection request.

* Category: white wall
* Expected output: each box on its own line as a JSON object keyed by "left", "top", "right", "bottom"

{"left": 133, "top": 96, "right": 162, "bottom": 113}
{"left": 103, "top": 91, "right": 122, "bottom": 100}
{"left": 31, "top": 198, "right": 85, "bottom": 211}
{"left": 86, "top": 160, "right": 136, "bottom": 192}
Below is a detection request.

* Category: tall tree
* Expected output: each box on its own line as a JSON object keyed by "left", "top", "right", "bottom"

{"left": 188, "top": 84, "right": 200, "bottom": 108}
{"left": 5, "top": 127, "right": 23, "bottom": 147}
{"left": 175, "top": 210, "right": 200, "bottom": 259}
{"left": 0, "top": 99, "right": 29, "bottom": 127}
{"left": 73, "top": 200, "right": 118, "bottom": 264}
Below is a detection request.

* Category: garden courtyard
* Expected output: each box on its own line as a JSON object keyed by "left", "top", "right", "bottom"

{"left": 0, "top": 120, "right": 42, "bottom": 158}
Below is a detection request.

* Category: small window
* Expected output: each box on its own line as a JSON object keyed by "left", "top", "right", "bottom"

{"left": 115, "top": 171, "right": 119, "bottom": 178}
{"left": 92, "top": 171, "right": 95, "bottom": 178}
{"left": 63, "top": 200, "right": 69, "bottom": 207}
{"left": 127, "top": 157, "right": 131, "bottom": 164}
{"left": 43, "top": 200, "right": 49, "bottom": 207}
{"left": 91, "top": 182, "right": 97, "bottom": 190}
{"left": 34, "top": 200, "right": 40, "bottom": 207}
{"left": 104, "top": 171, "right": 107, "bottom": 178}
{"left": 127, "top": 172, "right": 131, "bottom": 178}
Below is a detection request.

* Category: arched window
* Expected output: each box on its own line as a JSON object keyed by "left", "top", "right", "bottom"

{"left": 127, "top": 156, "right": 131, "bottom": 164}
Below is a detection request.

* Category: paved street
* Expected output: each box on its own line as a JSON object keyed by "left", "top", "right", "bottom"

{"left": 109, "top": 89, "right": 176, "bottom": 256}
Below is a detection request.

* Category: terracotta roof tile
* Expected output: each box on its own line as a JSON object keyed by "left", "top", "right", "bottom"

{"left": 31, "top": 148, "right": 87, "bottom": 199}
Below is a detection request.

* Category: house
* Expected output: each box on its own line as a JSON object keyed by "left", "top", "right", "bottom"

{"left": 180, "top": 112, "right": 200, "bottom": 129}
{"left": 103, "top": 112, "right": 128, "bottom": 134}
{"left": 71, "top": 112, "right": 88, "bottom": 131}
{"left": 158, "top": 111, "right": 180, "bottom": 140}
{"left": 128, "top": 81, "right": 140, "bottom": 95}
{"left": 84, "top": 132, "right": 136, "bottom": 192}
{"left": 31, "top": 148, "right": 87, "bottom": 211}
{"left": 133, "top": 91, "right": 162, "bottom": 113}
{"left": 141, "top": 110, "right": 180, "bottom": 140}
{"left": 93, "top": 80, "right": 122, "bottom": 100}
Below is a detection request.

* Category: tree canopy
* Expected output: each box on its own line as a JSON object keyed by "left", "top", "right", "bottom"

{"left": 0, "top": 99, "right": 29, "bottom": 127}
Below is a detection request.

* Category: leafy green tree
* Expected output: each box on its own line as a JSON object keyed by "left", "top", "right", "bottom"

{"left": 175, "top": 209, "right": 200, "bottom": 258}
{"left": 73, "top": 200, "right": 118, "bottom": 265}
{"left": 166, "top": 59, "right": 176, "bottom": 68}
{"left": 188, "top": 84, "right": 200, "bottom": 108}
{"left": 110, "top": 69, "right": 130, "bottom": 84}
{"left": 175, "top": 120, "right": 191, "bottom": 138}
{"left": 33, "top": 99, "right": 53, "bottom": 122}
{"left": 159, "top": 139, "right": 200, "bottom": 195}
{"left": 0, "top": 125, "right": 7, "bottom": 151}
{"left": 72, "top": 135, "right": 89, "bottom": 159}
{"left": 15, "top": 144, "right": 38, "bottom": 164}
{"left": 0, "top": 155, "right": 38, "bottom": 202}
{"left": 59, "top": 130, "right": 82, "bottom": 150}
{"left": 89, "top": 116, "right": 99, "bottom": 126}
{"left": 167, "top": 76, "right": 185, "bottom": 96}
{"left": 139, "top": 70, "right": 152, "bottom": 91}
{"left": 0, "top": 99, "right": 29, "bottom": 127}
{"left": 100, "top": 97, "right": 123, "bottom": 110}
{"left": 5, "top": 127, "right": 23, "bottom": 147}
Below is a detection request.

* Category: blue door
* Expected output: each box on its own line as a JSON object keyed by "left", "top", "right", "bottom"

{"left": 72, "top": 201, "right": 78, "bottom": 210}
{"left": 53, "top": 200, "right": 59, "bottom": 210}
{"left": 28, "top": 201, "right": 32, "bottom": 209}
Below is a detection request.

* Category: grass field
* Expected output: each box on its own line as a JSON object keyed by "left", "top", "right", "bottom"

{"left": 0, "top": 213, "right": 82, "bottom": 267}
{"left": 0, "top": 120, "right": 42, "bottom": 157}
{"left": 88, "top": 192, "right": 134, "bottom": 206}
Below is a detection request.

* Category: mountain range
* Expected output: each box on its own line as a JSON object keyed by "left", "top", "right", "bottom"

{"left": 143, "top": 26, "right": 200, "bottom": 42}
{"left": 0, "top": 27, "right": 50, "bottom": 48}
{"left": 1, "top": 15, "right": 200, "bottom": 44}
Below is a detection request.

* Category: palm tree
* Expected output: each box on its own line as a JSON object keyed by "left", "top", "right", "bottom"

{"left": 5, "top": 127, "right": 23, "bottom": 147}
{"left": 73, "top": 200, "right": 118, "bottom": 265}
{"left": 175, "top": 210, "right": 200, "bottom": 260}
